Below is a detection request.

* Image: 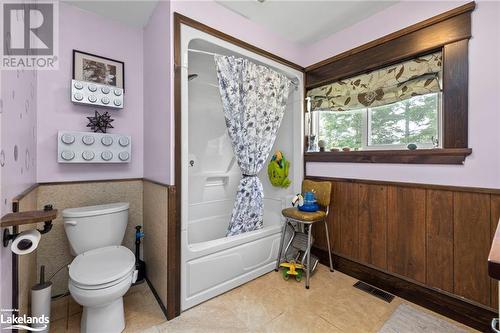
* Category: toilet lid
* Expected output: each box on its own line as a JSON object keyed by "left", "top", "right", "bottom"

{"left": 69, "top": 246, "right": 135, "bottom": 286}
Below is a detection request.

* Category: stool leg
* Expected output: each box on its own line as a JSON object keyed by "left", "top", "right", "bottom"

{"left": 275, "top": 219, "right": 287, "bottom": 271}
{"left": 306, "top": 224, "right": 312, "bottom": 289}
{"left": 324, "top": 219, "right": 334, "bottom": 272}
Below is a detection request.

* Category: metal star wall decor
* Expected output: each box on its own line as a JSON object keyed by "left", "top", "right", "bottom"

{"left": 86, "top": 110, "right": 114, "bottom": 133}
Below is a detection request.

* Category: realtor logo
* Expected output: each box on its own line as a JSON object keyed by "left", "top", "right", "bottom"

{"left": 1, "top": 1, "right": 58, "bottom": 69}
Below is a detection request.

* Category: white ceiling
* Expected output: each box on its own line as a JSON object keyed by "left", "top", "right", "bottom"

{"left": 63, "top": 1, "right": 159, "bottom": 28}
{"left": 216, "top": 0, "right": 398, "bottom": 45}
{"left": 63, "top": 1, "right": 397, "bottom": 44}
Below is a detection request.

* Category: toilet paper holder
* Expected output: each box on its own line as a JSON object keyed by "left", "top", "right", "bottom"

{"left": 2, "top": 205, "right": 57, "bottom": 248}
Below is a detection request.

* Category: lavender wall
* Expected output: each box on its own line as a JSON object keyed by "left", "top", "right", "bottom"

{"left": 36, "top": 3, "right": 144, "bottom": 183}
{"left": 0, "top": 68, "right": 38, "bottom": 314}
{"left": 304, "top": 1, "right": 500, "bottom": 189}
{"left": 143, "top": 1, "right": 172, "bottom": 185}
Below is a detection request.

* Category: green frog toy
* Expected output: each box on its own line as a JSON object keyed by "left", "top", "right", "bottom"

{"left": 267, "top": 150, "right": 291, "bottom": 188}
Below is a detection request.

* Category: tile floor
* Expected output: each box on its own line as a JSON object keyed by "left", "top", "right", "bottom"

{"left": 50, "top": 281, "right": 166, "bottom": 333}
{"left": 143, "top": 265, "right": 478, "bottom": 333}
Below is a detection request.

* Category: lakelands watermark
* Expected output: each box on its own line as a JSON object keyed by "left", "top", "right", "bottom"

{"left": 0, "top": 1, "right": 59, "bottom": 70}
{"left": 1, "top": 308, "right": 49, "bottom": 331}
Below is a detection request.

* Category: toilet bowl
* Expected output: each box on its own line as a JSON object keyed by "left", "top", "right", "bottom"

{"left": 63, "top": 202, "right": 136, "bottom": 333}
{"left": 68, "top": 246, "right": 137, "bottom": 333}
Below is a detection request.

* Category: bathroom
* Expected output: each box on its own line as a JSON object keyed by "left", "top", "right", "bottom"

{"left": 0, "top": 1, "right": 499, "bottom": 332}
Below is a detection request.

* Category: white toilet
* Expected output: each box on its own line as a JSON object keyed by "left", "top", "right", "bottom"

{"left": 63, "top": 202, "right": 138, "bottom": 333}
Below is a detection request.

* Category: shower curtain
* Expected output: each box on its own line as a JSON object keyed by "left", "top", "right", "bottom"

{"left": 214, "top": 55, "right": 291, "bottom": 236}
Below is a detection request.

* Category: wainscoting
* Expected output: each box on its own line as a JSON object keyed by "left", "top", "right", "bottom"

{"left": 308, "top": 177, "right": 500, "bottom": 325}
{"left": 9, "top": 178, "right": 174, "bottom": 322}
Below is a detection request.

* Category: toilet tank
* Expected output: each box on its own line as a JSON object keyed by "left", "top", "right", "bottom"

{"left": 63, "top": 202, "right": 130, "bottom": 256}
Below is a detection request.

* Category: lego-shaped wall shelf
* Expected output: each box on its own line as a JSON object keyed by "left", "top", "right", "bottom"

{"left": 58, "top": 131, "right": 131, "bottom": 163}
{"left": 71, "top": 79, "right": 124, "bottom": 109}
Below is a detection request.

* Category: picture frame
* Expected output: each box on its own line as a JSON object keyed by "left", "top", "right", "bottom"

{"left": 73, "top": 50, "right": 125, "bottom": 91}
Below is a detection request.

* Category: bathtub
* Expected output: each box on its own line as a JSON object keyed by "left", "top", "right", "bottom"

{"left": 181, "top": 198, "right": 284, "bottom": 310}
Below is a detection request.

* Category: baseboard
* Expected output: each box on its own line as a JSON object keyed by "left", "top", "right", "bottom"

{"left": 312, "top": 247, "right": 497, "bottom": 332}
{"left": 145, "top": 278, "right": 168, "bottom": 320}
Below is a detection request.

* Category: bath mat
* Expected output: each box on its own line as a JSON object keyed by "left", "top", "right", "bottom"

{"left": 378, "top": 303, "right": 469, "bottom": 333}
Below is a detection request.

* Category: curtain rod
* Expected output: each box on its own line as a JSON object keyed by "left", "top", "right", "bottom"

{"left": 187, "top": 48, "right": 299, "bottom": 86}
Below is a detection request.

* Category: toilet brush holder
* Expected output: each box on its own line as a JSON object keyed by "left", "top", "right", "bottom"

{"left": 31, "top": 265, "right": 52, "bottom": 333}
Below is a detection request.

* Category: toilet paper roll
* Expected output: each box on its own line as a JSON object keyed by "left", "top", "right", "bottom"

{"left": 11, "top": 229, "right": 41, "bottom": 255}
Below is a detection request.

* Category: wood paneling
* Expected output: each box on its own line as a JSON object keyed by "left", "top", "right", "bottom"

{"left": 310, "top": 176, "right": 499, "bottom": 310}
{"left": 453, "top": 192, "right": 491, "bottom": 305}
{"left": 490, "top": 195, "right": 500, "bottom": 308}
{"left": 358, "top": 184, "right": 387, "bottom": 269}
{"left": 387, "top": 186, "right": 426, "bottom": 283}
{"left": 332, "top": 183, "right": 342, "bottom": 253}
{"left": 337, "top": 182, "right": 359, "bottom": 259}
{"left": 426, "top": 190, "right": 454, "bottom": 292}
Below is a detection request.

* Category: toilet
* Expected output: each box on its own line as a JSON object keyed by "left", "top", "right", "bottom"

{"left": 63, "top": 202, "right": 137, "bottom": 333}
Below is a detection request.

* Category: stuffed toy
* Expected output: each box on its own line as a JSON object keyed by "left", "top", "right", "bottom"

{"left": 267, "top": 150, "right": 291, "bottom": 188}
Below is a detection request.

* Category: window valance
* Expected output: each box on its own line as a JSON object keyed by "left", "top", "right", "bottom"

{"left": 307, "top": 51, "right": 442, "bottom": 112}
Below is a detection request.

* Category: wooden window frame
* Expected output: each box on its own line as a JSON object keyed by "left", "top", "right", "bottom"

{"left": 304, "top": 2, "right": 475, "bottom": 165}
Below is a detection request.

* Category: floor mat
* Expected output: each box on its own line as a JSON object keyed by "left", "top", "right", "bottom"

{"left": 378, "top": 303, "right": 469, "bottom": 333}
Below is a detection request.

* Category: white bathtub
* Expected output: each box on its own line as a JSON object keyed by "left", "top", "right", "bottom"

{"left": 181, "top": 198, "right": 284, "bottom": 310}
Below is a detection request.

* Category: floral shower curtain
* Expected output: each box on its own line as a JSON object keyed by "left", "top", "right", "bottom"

{"left": 214, "top": 55, "right": 291, "bottom": 236}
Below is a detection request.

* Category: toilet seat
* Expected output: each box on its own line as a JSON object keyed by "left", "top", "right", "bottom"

{"left": 69, "top": 245, "right": 135, "bottom": 290}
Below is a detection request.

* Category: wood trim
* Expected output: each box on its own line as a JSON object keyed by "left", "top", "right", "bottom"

{"left": 172, "top": 12, "right": 305, "bottom": 320}
{"left": 166, "top": 185, "right": 179, "bottom": 320}
{"left": 305, "top": 2, "right": 475, "bottom": 72}
{"left": 488, "top": 218, "right": 500, "bottom": 280}
{"left": 12, "top": 199, "right": 19, "bottom": 333}
{"left": 443, "top": 40, "right": 469, "bottom": 148}
{"left": 305, "top": 11, "right": 472, "bottom": 89}
{"left": 12, "top": 184, "right": 39, "bottom": 204}
{"left": 305, "top": 148, "right": 472, "bottom": 165}
{"left": 312, "top": 247, "right": 496, "bottom": 332}
{"left": 306, "top": 176, "right": 500, "bottom": 195}
{"left": 169, "top": 12, "right": 183, "bottom": 321}
{"left": 37, "top": 178, "right": 144, "bottom": 186}
{"left": 143, "top": 178, "right": 172, "bottom": 188}
{"left": 145, "top": 278, "right": 168, "bottom": 319}
{"left": 173, "top": 13, "right": 304, "bottom": 72}
{"left": 0, "top": 209, "right": 58, "bottom": 228}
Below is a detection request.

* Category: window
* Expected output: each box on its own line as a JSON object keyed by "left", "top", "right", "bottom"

{"left": 312, "top": 93, "right": 440, "bottom": 151}
{"left": 303, "top": 5, "right": 473, "bottom": 164}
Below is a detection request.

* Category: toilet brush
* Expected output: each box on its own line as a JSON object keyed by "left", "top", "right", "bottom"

{"left": 31, "top": 265, "right": 52, "bottom": 333}
{"left": 133, "top": 225, "right": 146, "bottom": 284}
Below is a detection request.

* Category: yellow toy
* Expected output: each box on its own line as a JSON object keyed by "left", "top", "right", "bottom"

{"left": 279, "top": 260, "right": 304, "bottom": 281}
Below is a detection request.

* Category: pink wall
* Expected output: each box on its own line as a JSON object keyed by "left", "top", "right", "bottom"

{"left": 36, "top": 3, "right": 144, "bottom": 183}
{"left": 143, "top": 1, "right": 172, "bottom": 185}
{"left": 305, "top": 1, "right": 500, "bottom": 189}
{"left": 0, "top": 67, "right": 38, "bottom": 314}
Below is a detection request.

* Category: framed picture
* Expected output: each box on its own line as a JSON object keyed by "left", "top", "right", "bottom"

{"left": 73, "top": 50, "right": 125, "bottom": 91}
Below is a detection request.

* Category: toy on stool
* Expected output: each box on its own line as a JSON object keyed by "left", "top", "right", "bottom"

{"left": 279, "top": 260, "right": 304, "bottom": 282}
{"left": 292, "top": 191, "right": 319, "bottom": 212}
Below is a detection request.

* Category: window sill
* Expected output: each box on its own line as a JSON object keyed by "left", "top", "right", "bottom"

{"left": 304, "top": 148, "right": 472, "bottom": 165}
